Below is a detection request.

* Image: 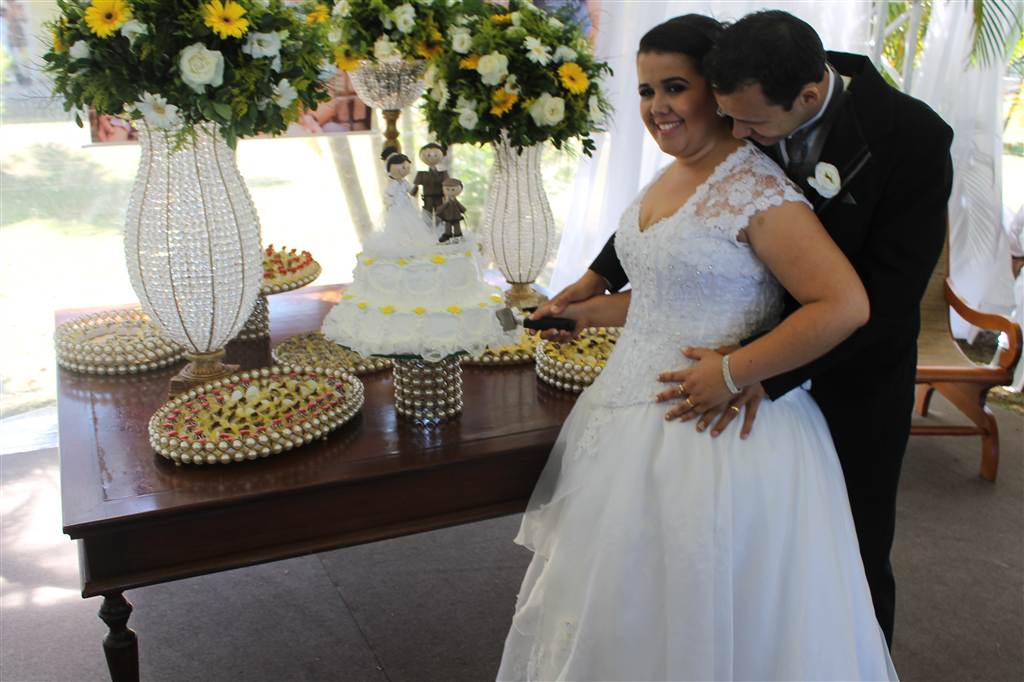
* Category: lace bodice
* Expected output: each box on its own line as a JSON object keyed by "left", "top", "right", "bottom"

{"left": 587, "top": 143, "right": 809, "bottom": 408}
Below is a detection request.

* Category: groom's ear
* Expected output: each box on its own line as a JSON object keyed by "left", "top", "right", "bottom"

{"left": 795, "top": 83, "right": 822, "bottom": 110}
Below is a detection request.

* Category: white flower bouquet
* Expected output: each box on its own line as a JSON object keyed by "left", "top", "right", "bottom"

{"left": 44, "top": 0, "right": 333, "bottom": 146}
{"left": 420, "top": 0, "right": 611, "bottom": 153}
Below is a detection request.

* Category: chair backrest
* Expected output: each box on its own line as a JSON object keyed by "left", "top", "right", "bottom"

{"left": 918, "top": 219, "right": 952, "bottom": 347}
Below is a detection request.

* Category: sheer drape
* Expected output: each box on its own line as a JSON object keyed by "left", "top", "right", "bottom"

{"left": 551, "top": 1, "right": 872, "bottom": 290}
{"left": 910, "top": 0, "right": 1017, "bottom": 339}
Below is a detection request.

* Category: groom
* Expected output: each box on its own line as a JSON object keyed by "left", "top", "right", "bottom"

{"left": 535, "top": 10, "right": 953, "bottom": 647}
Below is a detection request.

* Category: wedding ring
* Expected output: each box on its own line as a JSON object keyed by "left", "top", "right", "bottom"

{"left": 684, "top": 396, "right": 695, "bottom": 409}
{"left": 729, "top": 405, "right": 741, "bottom": 414}
{"left": 676, "top": 383, "right": 686, "bottom": 397}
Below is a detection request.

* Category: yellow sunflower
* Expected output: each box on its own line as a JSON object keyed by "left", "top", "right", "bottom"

{"left": 334, "top": 46, "right": 361, "bottom": 72}
{"left": 491, "top": 13, "right": 513, "bottom": 24}
{"left": 459, "top": 54, "right": 480, "bottom": 70}
{"left": 415, "top": 31, "right": 444, "bottom": 60}
{"left": 202, "top": 0, "right": 249, "bottom": 40}
{"left": 306, "top": 4, "right": 329, "bottom": 25}
{"left": 84, "top": 0, "right": 130, "bottom": 39}
{"left": 558, "top": 62, "right": 589, "bottom": 95}
{"left": 490, "top": 88, "right": 519, "bottom": 117}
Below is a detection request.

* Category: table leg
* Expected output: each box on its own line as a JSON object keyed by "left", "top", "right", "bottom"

{"left": 98, "top": 592, "right": 139, "bottom": 682}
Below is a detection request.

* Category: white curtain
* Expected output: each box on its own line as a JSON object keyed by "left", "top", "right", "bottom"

{"left": 551, "top": 1, "right": 872, "bottom": 290}
{"left": 910, "top": 0, "right": 1018, "bottom": 339}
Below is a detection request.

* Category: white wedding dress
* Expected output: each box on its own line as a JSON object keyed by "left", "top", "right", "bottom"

{"left": 361, "top": 177, "right": 438, "bottom": 257}
{"left": 497, "top": 143, "right": 897, "bottom": 681}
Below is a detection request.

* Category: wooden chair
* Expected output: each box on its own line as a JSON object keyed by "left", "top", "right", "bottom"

{"left": 914, "top": 223, "right": 1022, "bottom": 481}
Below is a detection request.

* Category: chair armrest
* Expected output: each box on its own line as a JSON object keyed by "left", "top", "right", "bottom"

{"left": 945, "top": 278, "right": 1023, "bottom": 372}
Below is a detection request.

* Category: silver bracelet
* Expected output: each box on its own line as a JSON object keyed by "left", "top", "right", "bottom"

{"left": 722, "top": 354, "right": 742, "bottom": 395}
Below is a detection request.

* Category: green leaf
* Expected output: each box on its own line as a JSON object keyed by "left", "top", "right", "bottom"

{"left": 212, "top": 101, "right": 234, "bottom": 122}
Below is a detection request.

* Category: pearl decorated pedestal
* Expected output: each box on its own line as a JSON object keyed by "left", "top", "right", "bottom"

{"left": 391, "top": 356, "right": 463, "bottom": 423}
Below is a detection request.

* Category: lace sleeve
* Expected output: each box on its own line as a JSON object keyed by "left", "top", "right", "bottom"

{"left": 693, "top": 144, "right": 811, "bottom": 243}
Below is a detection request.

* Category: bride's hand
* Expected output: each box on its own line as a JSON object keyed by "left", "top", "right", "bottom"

{"left": 691, "top": 384, "right": 765, "bottom": 438}
{"left": 655, "top": 347, "right": 732, "bottom": 418}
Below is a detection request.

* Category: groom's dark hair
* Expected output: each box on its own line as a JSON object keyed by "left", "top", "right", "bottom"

{"left": 705, "top": 10, "right": 826, "bottom": 110}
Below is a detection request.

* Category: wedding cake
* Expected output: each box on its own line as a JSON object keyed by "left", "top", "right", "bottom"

{"left": 321, "top": 150, "right": 514, "bottom": 361}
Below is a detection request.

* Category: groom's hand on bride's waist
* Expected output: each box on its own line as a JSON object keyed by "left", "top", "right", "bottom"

{"left": 655, "top": 346, "right": 763, "bottom": 439}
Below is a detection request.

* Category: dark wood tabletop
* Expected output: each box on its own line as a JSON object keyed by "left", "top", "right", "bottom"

{"left": 57, "top": 285, "right": 575, "bottom": 682}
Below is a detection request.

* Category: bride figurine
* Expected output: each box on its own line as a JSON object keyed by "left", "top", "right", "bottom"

{"left": 362, "top": 148, "right": 438, "bottom": 257}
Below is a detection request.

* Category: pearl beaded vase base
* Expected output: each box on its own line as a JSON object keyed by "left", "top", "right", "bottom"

{"left": 124, "top": 122, "right": 263, "bottom": 396}
{"left": 169, "top": 349, "right": 237, "bottom": 396}
{"left": 392, "top": 356, "right": 463, "bottom": 423}
{"left": 481, "top": 134, "right": 554, "bottom": 308}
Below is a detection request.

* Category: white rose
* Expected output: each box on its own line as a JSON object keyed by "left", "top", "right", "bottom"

{"left": 504, "top": 73, "right": 519, "bottom": 94}
{"left": 431, "top": 79, "right": 449, "bottom": 108}
{"left": 451, "top": 28, "right": 472, "bottom": 54}
{"left": 422, "top": 63, "right": 438, "bottom": 88}
{"left": 332, "top": 0, "right": 350, "bottom": 17}
{"left": 392, "top": 3, "right": 416, "bottom": 33}
{"left": 807, "top": 161, "right": 842, "bottom": 198}
{"left": 271, "top": 55, "right": 281, "bottom": 72}
{"left": 69, "top": 40, "right": 90, "bottom": 60}
{"left": 524, "top": 36, "right": 551, "bottom": 66}
{"left": 548, "top": 16, "right": 563, "bottom": 29}
{"left": 374, "top": 35, "right": 398, "bottom": 61}
{"left": 553, "top": 45, "right": 577, "bottom": 63}
{"left": 242, "top": 31, "right": 282, "bottom": 59}
{"left": 455, "top": 95, "right": 476, "bottom": 112}
{"left": 529, "top": 92, "right": 565, "bottom": 127}
{"left": 120, "top": 20, "right": 148, "bottom": 46}
{"left": 178, "top": 43, "right": 225, "bottom": 94}
{"left": 476, "top": 51, "right": 508, "bottom": 86}
{"left": 273, "top": 78, "right": 298, "bottom": 108}
{"left": 510, "top": 11, "right": 521, "bottom": 27}
{"left": 136, "top": 91, "right": 181, "bottom": 130}
{"left": 455, "top": 14, "right": 470, "bottom": 26}
{"left": 458, "top": 108, "right": 478, "bottom": 130}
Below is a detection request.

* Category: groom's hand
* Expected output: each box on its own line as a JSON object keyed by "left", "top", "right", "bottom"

{"left": 530, "top": 270, "right": 607, "bottom": 341}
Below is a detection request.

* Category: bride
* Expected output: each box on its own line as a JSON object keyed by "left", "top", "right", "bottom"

{"left": 497, "top": 15, "right": 896, "bottom": 681}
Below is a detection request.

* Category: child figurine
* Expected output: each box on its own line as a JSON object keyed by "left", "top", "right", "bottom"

{"left": 410, "top": 143, "right": 449, "bottom": 223}
{"left": 437, "top": 178, "right": 466, "bottom": 243}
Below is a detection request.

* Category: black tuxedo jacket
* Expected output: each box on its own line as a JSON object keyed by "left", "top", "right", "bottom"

{"left": 589, "top": 51, "right": 954, "bottom": 405}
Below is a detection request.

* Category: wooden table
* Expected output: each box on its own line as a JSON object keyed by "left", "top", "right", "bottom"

{"left": 58, "top": 285, "right": 576, "bottom": 682}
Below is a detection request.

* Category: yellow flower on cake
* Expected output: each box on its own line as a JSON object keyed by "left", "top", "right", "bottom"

{"left": 334, "top": 46, "right": 360, "bottom": 71}
{"left": 397, "top": 258, "right": 409, "bottom": 266}
{"left": 363, "top": 258, "right": 375, "bottom": 265}
{"left": 202, "top": 0, "right": 249, "bottom": 40}
{"left": 84, "top": 0, "right": 130, "bottom": 39}
{"left": 447, "top": 305, "right": 462, "bottom": 315}
{"left": 490, "top": 88, "right": 519, "bottom": 117}
{"left": 558, "top": 62, "right": 589, "bottom": 94}
{"left": 306, "top": 4, "right": 329, "bottom": 25}
{"left": 357, "top": 302, "right": 368, "bottom": 310}
{"left": 414, "top": 307, "right": 426, "bottom": 315}
{"left": 380, "top": 305, "right": 395, "bottom": 314}
{"left": 490, "top": 294, "right": 502, "bottom": 303}
{"left": 431, "top": 255, "right": 446, "bottom": 265}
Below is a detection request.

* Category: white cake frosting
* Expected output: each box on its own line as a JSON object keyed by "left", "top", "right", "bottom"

{"left": 321, "top": 243, "right": 517, "bottom": 362}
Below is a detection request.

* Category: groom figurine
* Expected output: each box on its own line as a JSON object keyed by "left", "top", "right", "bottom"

{"left": 535, "top": 10, "right": 953, "bottom": 648}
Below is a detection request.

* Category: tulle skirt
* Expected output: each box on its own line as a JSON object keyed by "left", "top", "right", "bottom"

{"left": 497, "top": 388, "right": 897, "bottom": 681}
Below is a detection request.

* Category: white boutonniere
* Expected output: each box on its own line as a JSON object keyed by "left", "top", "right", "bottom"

{"left": 807, "top": 162, "right": 841, "bottom": 199}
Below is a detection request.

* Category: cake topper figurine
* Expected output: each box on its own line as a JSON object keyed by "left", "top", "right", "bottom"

{"left": 363, "top": 146, "right": 436, "bottom": 256}
{"left": 437, "top": 178, "right": 466, "bottom": 244}
{"left": 410, "top": 143, "right": 449, "bottom": 224}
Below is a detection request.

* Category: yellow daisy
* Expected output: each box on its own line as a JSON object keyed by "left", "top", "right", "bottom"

{"left": 84, "top": 0, "right": 130, "bottom": 39}
{"left": 202, "top": 0, "right": 249, "bottom": 40}
{"left": 558, "top": 62, "right": 589, "bottom": 95}
{"left": 491, "top": 13, "right": 513, "bottom": 24}
{"left": 415, "top": 28, "right": 444, "bottom": 59}
{"left": 306, "top": 4, "right": 329, "bottom": 25}
{"left": 459, "top": 54, "right": 480, "bottom": 70}
{"left": 490, "top": 88, "right": 519, "bottom": 117}
{"left": 334, "top": 46, "right": 361, "bottom": 72}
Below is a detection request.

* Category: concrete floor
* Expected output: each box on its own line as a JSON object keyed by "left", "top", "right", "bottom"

{"left": 1, "top": 395, "right": 1021, "bottom": 682}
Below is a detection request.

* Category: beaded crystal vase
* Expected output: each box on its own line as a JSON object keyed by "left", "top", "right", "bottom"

{"left": 349, "top": 58, "right": 426, "bottom": 153}
{"left": 124, "top": 122, "right": 263, "bottom": 394}
{"left": 391, "top": 356, "right": 463, "bottom": 423}
{"left": 480, "top": 134, "right": 554, "bottom": 311}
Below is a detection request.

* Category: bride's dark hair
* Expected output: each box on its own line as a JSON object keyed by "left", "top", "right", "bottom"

{"left": 638, "top": 14, "right": 724, "bottom": 74}
{"left": 381, "top": 145, "right": 411, "bottom": 173}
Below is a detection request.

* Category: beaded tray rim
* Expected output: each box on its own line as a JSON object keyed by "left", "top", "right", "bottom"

{"left": 261, "top": 257, "right": 322, "bottom": 295}
{"left": 54, "top": 307, "right": 185, "bottom": 375}
{"left": 534, "top": 327, "right": 622, "bottom": 394}
{"left": 147, "top": 365, "right": 364, "bottom": 466}
{"left": 271, "top": 332, "right": 392, "bottom": 374}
